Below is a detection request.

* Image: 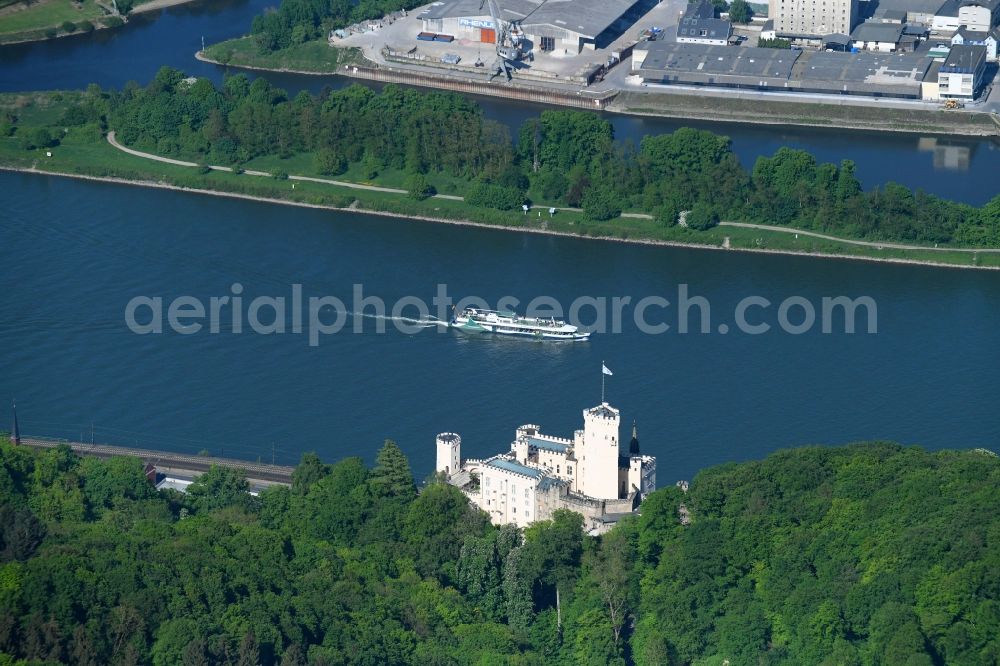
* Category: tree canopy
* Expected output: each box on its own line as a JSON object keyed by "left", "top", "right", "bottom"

{"left": 12, "top": 69, "right": 986, "bottom": 248}
{"left": 1, "top": 438, "right": 997, "bottom": 664}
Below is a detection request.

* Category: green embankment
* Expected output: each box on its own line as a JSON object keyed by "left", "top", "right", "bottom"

{"left": 0, "top": 0, "right": 130, "bottom": 44}
{"left": 2, "top": 90, "right": 998, "bottom": 269}
{"left": 200, "top": 36, "right": 367, "bottom": 72}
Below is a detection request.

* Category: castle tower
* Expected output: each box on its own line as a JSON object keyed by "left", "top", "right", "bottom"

{"left": 575, "top": 402, "right": 620, "bottom": 499}
{"left": 10, "top": 400, "right": 20, "bottom": 446}
{"left": 513, "top": 425, "right": 539, "bottom": 464}
{"left": 436, "top": 432, "right": 461, "bottom": 477}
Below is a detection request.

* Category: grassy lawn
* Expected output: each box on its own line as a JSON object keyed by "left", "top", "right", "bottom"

{"left": 202, "top": 37, "right": 367, "bottom": 73}
{"left": 0, "top": 0, "right": 104, "bottom": 37}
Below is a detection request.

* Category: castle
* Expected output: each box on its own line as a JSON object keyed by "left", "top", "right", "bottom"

{"left": 436, "top": 401, "right": 656, "bottom": 534}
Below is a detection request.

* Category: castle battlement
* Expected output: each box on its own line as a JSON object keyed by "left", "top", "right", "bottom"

{"left": 437, "top": 399, "right": 656, "bottom": 534}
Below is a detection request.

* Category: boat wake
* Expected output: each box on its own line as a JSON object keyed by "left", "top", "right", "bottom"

{"left": 347, "top": 312, "right": 449, "bottom": 328}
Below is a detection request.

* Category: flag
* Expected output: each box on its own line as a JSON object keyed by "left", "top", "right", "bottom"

{"left": 602, "top": 363, "right": 613, "bottom": 376}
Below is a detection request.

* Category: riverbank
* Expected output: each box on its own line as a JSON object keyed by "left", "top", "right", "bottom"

{"left": 0, "top": 0, "right": 196, "bottom": 45}
{"left": 3, "top": 160, "right": 997, "bottom": 271}
{"left": 611, "top": 90, "right": 1000, "bottom": 137}
{"left": 3, "top": 88, "right": 998, "bottom": 269}
{"left": 200, "top": 37, "right": 1000, "bottom": 137}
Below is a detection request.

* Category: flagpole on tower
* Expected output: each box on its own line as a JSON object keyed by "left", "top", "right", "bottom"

{"left": 601, "top": 362, "right": 613, "bottom": 403}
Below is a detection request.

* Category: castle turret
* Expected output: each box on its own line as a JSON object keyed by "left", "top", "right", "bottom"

{"left": 575, "top": 402, "right": 620, "bottom": 499}
{"left": 436, "top": 432, "right": 461, "bottom": 477}
{"left": 10, "top": 400, "right": 20, "bottom": 446}
{"left": 629, "top": 420, "right": 640, "bottom": 456}
{"left": 513, "top": 424, "right": 539, "bottom": 464}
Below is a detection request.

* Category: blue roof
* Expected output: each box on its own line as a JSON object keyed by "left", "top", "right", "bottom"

{"left": 528, "top": 437, "right": 569, "bottom": 454}
{"left": 538, "top": 477, "right": 566, "bottom": 492}
{"left": 487, "top": 459, "right": 542, "bottom": 478}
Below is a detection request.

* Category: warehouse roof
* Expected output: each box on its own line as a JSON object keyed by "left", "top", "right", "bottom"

{"left": 956, "top": 25, "right": 1000, "bottom": 40}
{"left": 798, "top": 50, "right": 932, "bottom": 85}
{"left": 636, "top": 42, "right": 933, "bottom": 95}
{"left": 637, "top": 42, "right": 801, "bottom": 79}
{"left": 877, "top": 9, "right": 907, "bottom": 21}
{"left": 421, "top": 0, "right": 640, "bottom": 39}
{"left": 960, "top": 0, "right": 1000, "bottom": 9}
{"left": 937, "top": 0, "right": 961, "bottom": 17}
{"left": 941, "top": 44, "right": 987, "bottom": 71}
{"left": 871, "top": 0, "right": 946, "bottom": 16}
{"left": 824, "top": 32, "right": 852, "bottom": 46}
{"left": 676, "top": 0, "right": 731, "bottom": 41}
{"left": 851, "top": 21, "right": 904, "bottom": 43}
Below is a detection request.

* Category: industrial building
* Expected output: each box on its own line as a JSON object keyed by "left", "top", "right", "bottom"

{"left": 768, "top": 0, "right": 859, "bottom": 39}
{"left": 952, "top": 24, "right": 1000, "bottom": 59}
{"left": 632, "top": 41, "right": 935, "bottom": 98}
{"left": 936, "top": 43, "right": 989, "bottom": 98}
{"left": 676, "top": 0, "right": 732, "bottom": 46}
{"left": 895, "top": 0, "right": 1000, "bottom": 32}
{"left": 418, "top": 0, "right": 645, "bottom": 54}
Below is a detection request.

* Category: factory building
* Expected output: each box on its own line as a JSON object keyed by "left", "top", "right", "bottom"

{"left": 850, "top": 22, "right": 905, "bottom": 52}
{"left": 419, "top": 0, "right": 644, "bottom": 54}
{"left": 872, "top": 0, "right": 946, "bottom": 26}
{"left": 952, "top": 25, "right": 1000, "bottom": 60}
{"left": 932, "top": 0, "right": 1000, "bottom": 31}
{"left": 676, "top": 0, "right": 733, "bottom": 46}
{"left": 632, "top": 41, "right": 934, "bottom": 99}
{"left": 937, "top": 44, "right": 989, "bottom": 98}
{"left": 768, "top": 0, "right": 859, "bottom": 39}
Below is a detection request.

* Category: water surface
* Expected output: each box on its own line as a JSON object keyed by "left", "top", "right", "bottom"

{"left": 2, "top": 172, "right": 997, "bottom": 481}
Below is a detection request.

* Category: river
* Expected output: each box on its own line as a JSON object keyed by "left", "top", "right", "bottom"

{"left": 1, "top": 0, "right": 998, "bottom": 482}
{"left": 2, "top": 173, "right": 998, "bottom": 481}
{"left": 2, "top": 0, "right": 1000, "bottom": 204}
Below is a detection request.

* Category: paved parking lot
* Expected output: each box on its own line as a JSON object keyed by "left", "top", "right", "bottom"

{"left": 335, "top": 0, "right": 688, "bottom": 82}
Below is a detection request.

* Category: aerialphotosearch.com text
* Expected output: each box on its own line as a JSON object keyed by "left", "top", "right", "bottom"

{"left": 124, "top": 283, "right": 878, "bottom": 346}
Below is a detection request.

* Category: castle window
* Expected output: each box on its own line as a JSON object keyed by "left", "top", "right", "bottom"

{"left": 556, "top": 465, "right": 560, "bottom": 474}
{"left": 568, "top": 466, "right": 573, "bottom": 474}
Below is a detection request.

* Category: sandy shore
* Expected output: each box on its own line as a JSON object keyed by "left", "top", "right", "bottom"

{"left": 130, "top": 0, "right": 200, "bottom": 15}
{"left": 2, "top": 164, "right": 996, "bottom": 271}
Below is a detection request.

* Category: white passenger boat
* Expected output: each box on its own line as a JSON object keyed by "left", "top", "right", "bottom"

{"left": 450, "top": 307, "right": 590, "bottom": 340}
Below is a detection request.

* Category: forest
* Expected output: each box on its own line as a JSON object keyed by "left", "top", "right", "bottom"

{"left": 248, "top": 0, "right": 426, "bottom": 53}
{"left": 6, "top": 68, "right": 1000, "bottom": 247}
{"left": 0, "top": 437, "right": 998, "bottom": 665}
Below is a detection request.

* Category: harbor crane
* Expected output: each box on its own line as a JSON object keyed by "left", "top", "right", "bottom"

{"left": 479, "top": 0, "right": 524, "bottom": 81}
